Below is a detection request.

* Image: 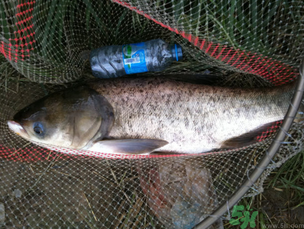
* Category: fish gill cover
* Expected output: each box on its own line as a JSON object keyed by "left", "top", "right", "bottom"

{"left": 0, "top": 0, "right": 303, "bottom": 228}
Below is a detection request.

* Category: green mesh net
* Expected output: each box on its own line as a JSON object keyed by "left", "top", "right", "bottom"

{"left": 0, "top": 0, "right": 303, "bottom": 228}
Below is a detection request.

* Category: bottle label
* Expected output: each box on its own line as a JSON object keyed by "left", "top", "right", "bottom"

{"left": 122, "top": 42, "right": 148, "bottom": 74}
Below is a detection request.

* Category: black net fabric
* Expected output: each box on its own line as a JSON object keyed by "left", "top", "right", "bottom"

{"left": 0, "top": 0, "right": 304, "bottom": 228}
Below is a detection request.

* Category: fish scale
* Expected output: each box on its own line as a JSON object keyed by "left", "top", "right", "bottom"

{"left": 89, "top": 77, "right": 293, "bottom": 154}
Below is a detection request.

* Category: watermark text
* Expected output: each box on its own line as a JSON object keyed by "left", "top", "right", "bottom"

{"left": 264, "top": 224, "right": 304, "bottom": 229}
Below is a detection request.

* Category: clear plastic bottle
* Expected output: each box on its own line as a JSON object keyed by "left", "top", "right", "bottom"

{"left": 90, "top": 39, "right": 182, "bottom": 78}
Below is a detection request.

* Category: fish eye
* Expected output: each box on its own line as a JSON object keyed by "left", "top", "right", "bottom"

{"left": 33, "top": 122, "right": 44, "bottom": 137}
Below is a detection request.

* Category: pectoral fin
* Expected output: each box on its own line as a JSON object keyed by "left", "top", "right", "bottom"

{"left": 221, "top": 121, "right": 282, "bottom": 149}
{"left": 88, "top": 139, "right": 168, "bottom": 155}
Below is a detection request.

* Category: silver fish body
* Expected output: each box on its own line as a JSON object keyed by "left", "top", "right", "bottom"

{"left": 88, "top": 77, "right": 293, "bottom": 153}
{"left": 8, "top": 77, "right": 295, "bottom": 154}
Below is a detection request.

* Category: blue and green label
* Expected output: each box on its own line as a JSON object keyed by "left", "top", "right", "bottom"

{"left": 122, "top": 42, "right": 148, "bottom": 74}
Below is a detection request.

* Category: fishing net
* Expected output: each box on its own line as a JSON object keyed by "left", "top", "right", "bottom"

{"left": 0, "top": 0, "right": 304, "bottom": 228}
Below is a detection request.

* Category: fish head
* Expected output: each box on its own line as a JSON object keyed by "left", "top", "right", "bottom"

{"left": 8, "top": 86, "right": 114, "bottom": 150}
{"left": 8, "top": 98, "right": 52, "bottom": 144}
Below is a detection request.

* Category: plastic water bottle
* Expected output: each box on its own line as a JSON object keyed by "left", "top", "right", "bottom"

{"left": 90, "top": 39, "right": 182, "bottom": 78}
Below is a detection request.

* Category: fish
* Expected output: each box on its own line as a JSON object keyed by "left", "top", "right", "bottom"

{"left": 7, "top": 76, "right": 299, "bottom": 155}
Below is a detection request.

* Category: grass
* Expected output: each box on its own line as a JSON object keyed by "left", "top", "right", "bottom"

{"left": 1, "top": 0, "right": 161, "bottom": 83}
{"left": 223, "top": 150, "right": 304, "bottom": 228}
{"left": 151, "top": 0, "right": 303, "bottom": 66}
{"left": 1, "top": 0, "right": 302, "bottom": 82}
{"left": 0, "top": 0, "right": 303, "bottom": 228}
{"left": 0, "top": 55, "right": 24, "bottom": 93}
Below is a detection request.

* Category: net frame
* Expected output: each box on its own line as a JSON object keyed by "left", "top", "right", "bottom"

{"left": 0, "top": 0, "right": 303, "bottom": 228}
{"left": 195, "top": 60, "right": 304, "bottom": 228}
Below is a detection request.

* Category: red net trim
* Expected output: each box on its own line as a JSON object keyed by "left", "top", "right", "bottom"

{"left": 113, "top": 0, "right": 299, "bottom": 86}
{"left": 0, "top": 0, "right": 36, "bottom": 62}
{"left": 256, "top": 120, "right": 282, "bottom": 142}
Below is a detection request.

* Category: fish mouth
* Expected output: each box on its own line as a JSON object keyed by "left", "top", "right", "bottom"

{"left": 7, "top": 120, "right": 29, "bottom": 139}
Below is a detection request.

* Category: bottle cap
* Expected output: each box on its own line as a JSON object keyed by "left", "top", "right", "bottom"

{"left": 171, "top": 44, "right": 183, "bottom": 61}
